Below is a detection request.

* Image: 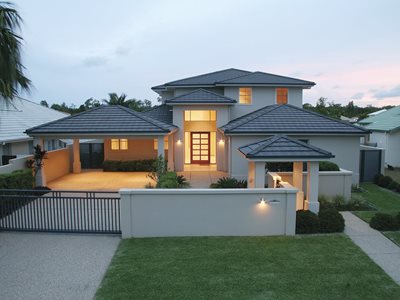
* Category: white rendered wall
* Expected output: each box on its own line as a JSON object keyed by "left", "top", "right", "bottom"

{"left": 120, "top": 188, "right": 297, "bottom": 238}
{"left": 387, "top": 131, "right": 400, "bottom": 167}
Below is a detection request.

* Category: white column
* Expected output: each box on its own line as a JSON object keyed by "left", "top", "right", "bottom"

{"left": 293, "top": 161, "right": 304, "bottom": 210}
{"left": 157, "top": 136, "right": 165, "bottom": 159}
{"left": 254, "top": 162, "right": 265, "bottom": 188}
{"left": 0, "top": 144, "right": 3, "bottom": 166}
{"left": 73, "top": 138, "right": 81, "bottom": 173}
{"left": 167, "top": 134, "right": 174, "bottom": 171}
{"left": 247, "top": 161, "right": 255, "bottom": 188}
{"left": 306, "top": 161, "right": 320, "bottom": 213}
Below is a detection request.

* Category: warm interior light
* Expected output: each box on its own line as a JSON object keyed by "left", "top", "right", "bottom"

{"left": 177, "top": 139, "right": 182, "bottom": 145}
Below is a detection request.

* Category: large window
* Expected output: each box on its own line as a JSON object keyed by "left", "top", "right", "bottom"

{"left": 276, "top": 88, "right": 288, "bottom": 104}
{"left": 153, "top": 137, "right": 169, "bottom": 150}
{"left": 184, "top": 110, "right": 216, "bottom": 121}
{"left": 239, "top": 87, "right": 252, "bottom": 104}
{"left": 111, "top": 139, "right": 128, "bottom": 150}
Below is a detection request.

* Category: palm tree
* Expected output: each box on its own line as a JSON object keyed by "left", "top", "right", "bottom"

{"left": 103, "top": 92, "right": 130, "bottom": 107}
{"left": 0, "top": 1, "right": 31, "bottom": 100}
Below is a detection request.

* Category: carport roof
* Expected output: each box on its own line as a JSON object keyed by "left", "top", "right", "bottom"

{"left": 238, "top": 135, "right": 334, "bottom": 160}
{"left": 26, "top": 105, "right": 176, "bottom": 136}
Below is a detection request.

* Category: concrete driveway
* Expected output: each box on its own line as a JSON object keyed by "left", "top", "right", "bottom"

{"left": 0, "top": 232, "right": 120, "bottom": 300}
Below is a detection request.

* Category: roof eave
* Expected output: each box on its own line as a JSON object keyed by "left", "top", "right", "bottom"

{"left": 221, "top": 131, "right": 369, "bottom": 136}
{"left": 215, "top": 83, "right": 315, "bottom": 88}
{"left": 166, "top": 101, "right": 236, "bottom": 105}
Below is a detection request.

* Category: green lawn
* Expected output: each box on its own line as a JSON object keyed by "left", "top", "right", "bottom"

{"left": 385, "top": 167, "right": 400, "bottom": 183}
{"left": 96, "top": 235, "right": 400, "bottom": 300}
{"left": 352, "top": 183, "right": 400, "bottom": 223}
{"left": 384, "top": 231, "right": 400, "bottom": 246}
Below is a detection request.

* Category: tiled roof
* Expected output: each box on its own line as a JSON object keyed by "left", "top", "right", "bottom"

{"left": 220, "top": 104, "right": 369, "bottom": 135}
{"left": 238, "top": 135, "right": 334, "bottom": 160}
{"left": 152, "top": 68, "right": 315, "bottom": 90}
{"left": 143, "top": 104, "right": 173, "bottom": 124}
{"left": 358, "top": 106, "right": 400, "bottom": 132}
{"left": 0, "top": 97, "right": 68, "bottom": 143}
{"left": 26, "top": 105, "right": 176, "bottom": 136}
{"left": 165, "top": 89, "right": 236, "bottom": 104}
{"left": 216, "top": 71, "right": 315, "bottom": 86}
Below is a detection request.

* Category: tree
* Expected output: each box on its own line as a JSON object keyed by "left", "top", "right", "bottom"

{"left": 103, "top": 92, "right": 129, "bottom": 106}
{"left": 0, "top": 1, "right": 31, "bottom": 100}
{"left": 40, "top": 100, "right": 48, "bottom": 107}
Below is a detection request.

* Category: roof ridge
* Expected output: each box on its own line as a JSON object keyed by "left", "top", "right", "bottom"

{"left": 164, "top": 68, "right": 251, "bottom": 85}
{"left": 165, "top": 88, "right": 237, "bottom": 103}
{"left": 248, "top": 135, "right": 280, "bottom": 156}
{"left": 216, "top": 71, "right": 315, "bottom": 85}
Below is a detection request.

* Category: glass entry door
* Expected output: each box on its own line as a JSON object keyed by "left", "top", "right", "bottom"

{"left": 191, "top": 132, "right": 210, "bottom": 164}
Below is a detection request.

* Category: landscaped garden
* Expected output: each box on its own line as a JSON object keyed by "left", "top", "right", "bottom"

{"left": 96, "top": 235, "right": 400, "bottom": 299}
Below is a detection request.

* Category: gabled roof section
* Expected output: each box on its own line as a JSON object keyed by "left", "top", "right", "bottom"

{"left": 238, "top": 135, "right": 334, "bottom": 160}
{"left": 152, "top": 68, "right": 251, "bottom": 90}
{"left": 0, "top": 97, "right": 68, "bottom": 143}
{"left": 357, "top": 106, "right": 400, "bottom": 132}
{"left": 165, "top": 89, "right": 236, "bottom": 105}
{"left": 220, "top": 104, "right": 369, "bottom": 135}
{"left": 216, "top": 71, "right": 315, "bottom": 87}
{"left": 142, "top": 104, "right": 173, "bottom": 124}
{"left": 26, "top": 105, "right": 176, "bottom": 136}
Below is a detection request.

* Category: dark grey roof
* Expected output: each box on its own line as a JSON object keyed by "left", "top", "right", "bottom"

{"left": 26, "top": 105, "right": 176, "bottom": 136}
{"left": 216, "top": 71, "right": 315, "bottom": 86}
{"left": 152, "top": 68, "right": 315, "bottom": 90}
{"left": 238, "top": 135, "right": 334, "bottom": 160}
{"left": 220, "top": 104, "right": 369, "bottom": 135}
{"left": 165, "top": 89, "right": 236, "bottom": 105}
{"left": 153, "top": 68, "right": 251, "bottom": 89}
{"left": 143, "top": 104, "right": 173, "bottom": 124}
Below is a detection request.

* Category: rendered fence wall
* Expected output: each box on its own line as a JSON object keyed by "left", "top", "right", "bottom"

{"left": 120, "top": 188, "right": 297, "bottom": 238}
{"left": 0, "top": 155, "right": 32, "bottom": 174}
{"left": 270, "top": 169, "right": 353, "bottom": 200}
{"left": 44, "top": 148, "right": 71, "bottom": 182}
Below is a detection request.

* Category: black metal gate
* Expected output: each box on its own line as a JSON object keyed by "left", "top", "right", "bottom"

{"left": 0, "top": 190, "right": 120, "bottom": 234}
{"left": 360, "top": 149, "right": 382, "bottom": 182}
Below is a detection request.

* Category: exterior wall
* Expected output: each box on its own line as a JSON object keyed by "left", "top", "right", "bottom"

{"left": 0, "top": 155, "right": 32, "bottom": 174}
{"left": 225, "top": 87, "right": 303, "bottom": 120}
{"left": 10, "top": 141, "right": 30, "bottom": 155}
{"left": 44, "top": 148, "right": 71, "bottom": 182}
{"left": 120, "top": 187, "right": 297, "bottom": 238}
{"left": 230, "top": 135, "right": 361, "bottom": 184}
{"left": 172, "top": 105, "right": 230, "bottom": 171}
{"left": 104, "top": 138, "right": 160, "bottom": 161}
{"left": 274, "top": 169, "right": 353, "bottom": 200}
{"left": 368, "top": 130, "right": 400, "bottom": 167}
{"left": 172, "top": 87, "right": 224, "bottom": 97}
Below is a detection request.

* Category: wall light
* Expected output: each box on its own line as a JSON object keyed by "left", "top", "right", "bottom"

{"left": 218, "top": 139, "right": 225, "bottom": 145}
{"left": 257, "top": 197, "right": 281, "bottom": 205}
{"left": 176, "top": 139, "right": 182, "bottom": 145}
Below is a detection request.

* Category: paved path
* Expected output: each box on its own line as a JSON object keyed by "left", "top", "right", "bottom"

{"left": 0, "top": 232, "right": 120, "bottom": 300}
{"left": 342, "top": 212, "right": 400, "bottom": 284}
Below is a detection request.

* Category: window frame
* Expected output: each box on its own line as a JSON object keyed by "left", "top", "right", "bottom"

{"left": 275, "top": 88, "right": 289, "bottom": 104}
{"left": 111, "top": 139, "right": 128, "bottom": 151}
{"left": 238, "top": 87, "right": 252, "bottom": 105}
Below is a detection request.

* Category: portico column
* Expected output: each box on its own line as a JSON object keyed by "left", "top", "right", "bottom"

{"left": 33, "top": 137, "right": 46, "bottom": 187}
{"left": 167, "top": 134, "right": 174, "bottom": 171}
{"left": 157, "top": 136, "right": 165, "bottom": 158}
{"left": 0, "top": 144, "right": 3, "bottom": 166}
{"left": 306, "top": 161, "right": 320, "bottom": 213}
{"left": 73, "top": 138, "right": 81, "bottom": 173}
{"left": 293, "top": 161, "right": 304, "bottom": 210}
{"left": 248, "top": 161, "right": 265, "bottom": 189}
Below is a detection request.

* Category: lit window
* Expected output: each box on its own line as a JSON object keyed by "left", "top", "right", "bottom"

{"left": 153, "top": 137, "right": 169, "bottom": 150}
{"left": 111, "top": 139, "right": 128, "bottom": 150}
{"left": 276, "top": 88, "right": 288, "bottom": 104}
{"left": 184, "top": 110, "right": 217, "bottom": 121}
{"left": 239, "top": 88, "right": 252, "bottom": 104}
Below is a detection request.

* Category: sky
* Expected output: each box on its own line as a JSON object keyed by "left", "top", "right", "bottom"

{"left": 14, "top": 0, "right": 400, "bottom": 107}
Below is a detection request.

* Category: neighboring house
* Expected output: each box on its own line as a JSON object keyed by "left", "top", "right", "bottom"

{"left": 26, "top": 68, "right": 368, "bottom": 185}
{"left": 358, "top": 106, "right": 400, "bottom": 167}
{"left": 0, "top": 97, "right": 68, "bottom": 166}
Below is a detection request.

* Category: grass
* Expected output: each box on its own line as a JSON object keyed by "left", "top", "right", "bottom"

{"left": 385, "top": 167, "right": 400, "bottom": 183}
{"left": 95, "top": 235, "right": 400, "bottom": 300}
{"left": 384, "top": 231, "right": 400, "bottom": 246}
{"left": 352, "top": 183, "right": 400, "bottom": 223}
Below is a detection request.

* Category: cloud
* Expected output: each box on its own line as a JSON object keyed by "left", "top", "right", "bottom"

{"left": 374, "top": 85, "right": 400, "bottom": 99}
{"left": 82, "top": 56, "right": 108, "bottom": 67}
{"left": 332, "top": 85, "right": 340, "bottom": 89}
{"left": 351, "top": 92, "right": 364, "bottom": 99}
{"left": 115, "top": 45, "right": 131, "bottom": 57}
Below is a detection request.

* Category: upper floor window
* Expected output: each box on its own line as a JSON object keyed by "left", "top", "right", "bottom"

{"left": 184, "top": 110, "right": 216, "bottom": 121}
{"left": 111, "top": 139, "right": 128, "bottom": 150}
{"left": 276, "top": 88, "right": 288, "bottom": 104}
{"left": 239, "top": 88, "right": 252, "bottom": 104}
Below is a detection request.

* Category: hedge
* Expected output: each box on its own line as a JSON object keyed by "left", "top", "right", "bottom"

{"left": 103, "top": 159, "right": 156, "bottom": 172}
{"left": 319, "top": 161, "right": 340, "bottom": 171}
{"left": 0, "top": 169, "right": 33, "bottom": 189}
{"left": 296, "top": 208, "right": 345, "bottom": 234}
{"left": 373, "top": 173, "right": 400, "bottom": 194}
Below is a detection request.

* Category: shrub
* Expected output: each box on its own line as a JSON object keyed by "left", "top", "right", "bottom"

{"left": 318, "top": 195, "right": 334, "bottom": 210}
{"left": 156, "top": 172, "right": 189, "bottom": 189}
{"left": 0, "top": 169, "right": 33, "bottom": 189}
{"left": 296, "top": 210, "right": 320, "bottom": 234}
{"left": 332, "top": 195, "right": 345, "bottom": 207}
{"left": 377, "top": 175, "right": 393, "bottom": 188}
{"left": 395, "top": 212, "right": 400, "bottom": 227}
{"left": 370, "top": 213, "right": 399, "bottom": 231}
{"left": 318, "top": 209, "right": 345, "bottom": 233}
{"left": 210, "top": 177, "right": 247, "bottom": 188}
{"left": 319, "top": 161, "right": 340, "bottom": 171}
{"left": 266, "top": 162, "right": 293, "bottom": 172}
{"left": 373, "top": 173, "right": 384, "bottom": 184}
{"left": 103, "top": 159, "right": 156, "bottom": 172}
{"left": 388, "top": 181, "right": 399, "bottom": 191}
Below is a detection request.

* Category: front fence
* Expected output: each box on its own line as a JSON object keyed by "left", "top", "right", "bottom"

{"left": 0, "top": 189, "right": 120, "bottom": 234}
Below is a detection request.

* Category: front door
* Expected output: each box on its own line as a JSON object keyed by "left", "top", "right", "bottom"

{"left": 191, "top": 132, "right": 210, "bottom": 164}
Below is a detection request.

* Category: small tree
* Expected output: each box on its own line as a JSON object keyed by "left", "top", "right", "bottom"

{"left": 147, "top": 155, "right": 166, "bottom": 183}
{"left": 27, "top": 144, "right": 47, "bottom": 187}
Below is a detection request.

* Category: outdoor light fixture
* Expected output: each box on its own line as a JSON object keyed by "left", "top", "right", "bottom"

{"left": 176, "top": 139, "right": 182, "bottom": 145}
{"left": 218, "top": 139, "right": 225, "bottom": 145}
{"left": 258, "top": 197, "right": 280, "bottom": 205}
